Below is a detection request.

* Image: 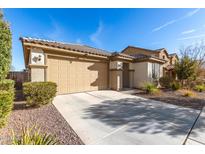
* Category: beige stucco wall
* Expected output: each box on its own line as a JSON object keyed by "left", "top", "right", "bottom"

{"left": 133, "top": 62, "right": 150, "bottom": 88}
{"left": 109, "top": 70, "right": 123, "bottom": 90}
{"left": 29, "top": 48, "right": 46, "bottom": 82}
{"left": 30, "top": 67, "right": 45, "bottom": 82}
{"left": 109, "top": 61, "right": 123, "bottom": 90}
{"left": 109, "top": 61, "right": 123, "bottom": 70}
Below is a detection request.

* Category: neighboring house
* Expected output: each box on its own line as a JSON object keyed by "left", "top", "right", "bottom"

{"left": 20, "top": 37, "right": 177, "bottom": 94}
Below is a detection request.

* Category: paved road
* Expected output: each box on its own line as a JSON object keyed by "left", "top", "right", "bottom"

{"left": 53, "top": 90, "right": 200, "bottom": 145}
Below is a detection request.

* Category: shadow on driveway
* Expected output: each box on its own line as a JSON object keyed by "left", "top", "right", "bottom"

{"left": 83, "top": 97, "right": 204, "bottom": 137}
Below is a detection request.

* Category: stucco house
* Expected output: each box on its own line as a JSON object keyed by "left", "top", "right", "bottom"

{"left": 20, "top": 37, "right": 178, "bottom": 95}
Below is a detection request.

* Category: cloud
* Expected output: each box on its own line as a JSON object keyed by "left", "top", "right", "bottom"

{"left": 90, "top": 21, "right": 103, "bottom": 47}
{"left": 181, "top": 29, "right": 196, "bottom": 35}
{"left": 177, "top": 34, "right": 205, "bottom": 41}
{"left": 152, "top": 8, "right": 200, "bottom": 32}
{"left": 185, "top": 8, "right": 200, "bottom": 18}
{"left": 152, "top": 20, "right": 177, "bottom": 32}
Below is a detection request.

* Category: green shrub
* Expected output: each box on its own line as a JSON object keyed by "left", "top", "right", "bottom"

{"left": 170, "top": 82, "right": 181, "bottom": 91}
{"left": 144, "top": 82, "right": 159, "bottom": 95}
{"left": 0, "top": 11, "right": 12, "bottom": 80}
{"left": 159, "top": 76, "right": 172, "bottom": 88}
{"left": 12, "top": 125, "right": 58, "bottom": 145}
{"left": 194, "top": 85, "right": 205, "bottom": 92}
{"left": 0, "top": 79, "right": 15, "bottom": 91}
{"left": 0, "top": 90, "right": 14, "bottom": 128}
{"left": 23, "top": 82, "right": 57, "bottom": 107}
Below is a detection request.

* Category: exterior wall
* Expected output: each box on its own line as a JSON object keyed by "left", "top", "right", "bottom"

{"left": 158, "top": 50, "right": 170, "bottom": 74}
{"left": 30, "top": 48, "right": 45, "bottom": 65}
{"left": 30, "top": 67, "right": 45, "bottom": 82}
{"left": 110, "top": 70, "right": 123, "bottom": 90}
{"left": 29, "top": 48, "right": 46, "bottom": 82}
{"left": 109, "top": 61, "right": 123, "bottom": 90}
{"left": 170, "top": 56, "right": 178, "bottom": 65}
{"left": 133, "top": 62, "right": 149, "bottom": 88}
{"left": 132, "top": 62, "right": 163, "bottom": 88}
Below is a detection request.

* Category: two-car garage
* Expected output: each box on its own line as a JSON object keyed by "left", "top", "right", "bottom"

{"left": 47, "top": 55, "right": 109, "bottom": 94}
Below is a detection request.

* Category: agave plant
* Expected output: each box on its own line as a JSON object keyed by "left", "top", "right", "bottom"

{"left": 12, "top": 125, "right": 58, "bottom": 145}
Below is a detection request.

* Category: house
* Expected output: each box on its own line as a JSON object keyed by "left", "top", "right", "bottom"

{"left": 20, "top": 37, "right": 177, "bottom": 94}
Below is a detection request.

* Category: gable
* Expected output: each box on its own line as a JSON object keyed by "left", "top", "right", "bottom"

{"left": 158, "top": 49, "right": 169, "bottom": 60}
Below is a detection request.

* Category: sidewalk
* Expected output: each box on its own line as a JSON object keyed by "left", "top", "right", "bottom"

{"left": 185, "top": 107, "right": 205, "bottom": 145}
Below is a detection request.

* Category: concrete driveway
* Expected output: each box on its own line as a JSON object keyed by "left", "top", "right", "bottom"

{"left": 53, "top": 90, "right": 200, "bottom": 145}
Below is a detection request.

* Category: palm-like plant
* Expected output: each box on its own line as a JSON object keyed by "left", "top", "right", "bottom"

{"left": 12, "top": 125, "right": 58, "bottom": 145}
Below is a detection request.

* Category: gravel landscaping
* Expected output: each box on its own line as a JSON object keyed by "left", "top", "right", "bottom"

{"left": 0, "top": 100, "right": 84, "bottom": 145}
{"left": 135, "top": 89, "right": 205, "bottom": 110}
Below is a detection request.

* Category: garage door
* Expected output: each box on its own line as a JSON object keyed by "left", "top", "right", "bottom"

{"left": 47, "top": 56, "right": 108, "bottom": 94}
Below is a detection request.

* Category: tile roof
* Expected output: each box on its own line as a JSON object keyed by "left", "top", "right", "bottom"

{"left": 20, "top": 37, "right": 167, "bottom": 64}
{"left": 20, "top": 37, "right": 112, "bottom": 57}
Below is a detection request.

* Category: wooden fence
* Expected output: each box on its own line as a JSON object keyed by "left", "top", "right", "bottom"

{"left": 7, "top": 71, "right": 30, "bottom": 90}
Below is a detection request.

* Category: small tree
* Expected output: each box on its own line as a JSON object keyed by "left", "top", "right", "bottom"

{"left": 175, "top": 56, "right": 197, "bottom": 86}
{"left": 0, "top": 10, "right": 12, "bottom": 80}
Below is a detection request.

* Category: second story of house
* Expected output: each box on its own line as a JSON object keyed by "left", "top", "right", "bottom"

{"left": 121, "top": 46, "right": 178, "bottom": 68}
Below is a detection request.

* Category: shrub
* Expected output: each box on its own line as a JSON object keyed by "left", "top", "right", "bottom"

{"left": 179, "top": 89, "right": 196, "bottom": 97}
{"left": 0, "top": 79, "right": 15, "bottom": 91}
{"left": 194, "top": 85, "right": 205, "bottom": 92}
{"left": 144, "top": 82, "right": 159, "bottom": 95}
{"left": 0, "top": 11, "right": 12, "bottom": 80}
{"left": 23, "top": 82, "right": 57, "bottom": 107}
{"left": 159, "top": 76, "right": 172, "bottom": 88}
{"left": 0, "top": 90, "right": 14, "bottom": 128}
{"left": 12, "top": 125, "right": 58, "bottom": 145}
{"left": 170, "top": 81, "right": 181, "bottom": 91}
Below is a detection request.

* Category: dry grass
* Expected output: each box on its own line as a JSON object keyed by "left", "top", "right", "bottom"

{"left": 177, "top": 89, "right": 196, "bottom": 97}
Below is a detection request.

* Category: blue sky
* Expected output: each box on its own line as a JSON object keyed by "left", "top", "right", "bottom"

{"left": 3, "top": 8, "right": 205, "bottom": 70}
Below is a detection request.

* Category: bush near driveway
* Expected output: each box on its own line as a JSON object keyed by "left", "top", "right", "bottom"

{"left": 0, "top": 90, "right": 14, "bottom": 128}
{"left": 144, "top": 82, "right": 159, "bottom": 95}
{"left": 194, "top": 85, "right": 205, "bottom": 92}
{"left": 23, "top": 82, "right": 57, "bottom": 107}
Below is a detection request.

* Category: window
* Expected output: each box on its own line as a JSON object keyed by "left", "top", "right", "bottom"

{"left": 163, "top": 55, "right": 165, "bottom": 59}
{"left": 152, "top": 63, "right": 160, "bottom": 79}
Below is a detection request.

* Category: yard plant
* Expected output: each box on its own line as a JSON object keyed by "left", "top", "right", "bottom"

{"left": 179, "top": 89, "right": 196, "bottom": 97}
{"left": 0, "top": 10, "right": 12, "bottom": 80}
{"left": 23, "top": 82, "right": 57, "bottom": 107}
{"left": 144, "top": 82, "right": 159, "bottom": 95}
{"left": 170, "top": 81, "right": 181, "bottom": 91}
{"left": 12, "top": 125, "right": 58, "bottom": 145}
{"left": 194, "top": 84, "right": 205, "bottom": 92}
{"left": 0, "top": 79, "right": 14, "bottom": 128}
{"left": 159, "top": 76, "right": 172, "bottom": 88}
{"left": 0, "top": 90, "right": 14, "bottom": 128}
